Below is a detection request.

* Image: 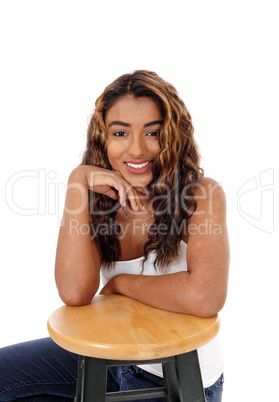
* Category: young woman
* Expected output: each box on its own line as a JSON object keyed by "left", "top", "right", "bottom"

{"left": 0, "top": 70, "right": 229, "bottom": 401}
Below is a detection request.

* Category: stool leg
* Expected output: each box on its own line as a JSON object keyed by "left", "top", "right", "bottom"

{"left": 74, "top": 356, "right": 107, "bottom": 402}
{"left": 175, "top": 350, "right": 205, "bottom": 402}
{"left": 162, "top": 361, "right": 180, "bottom": 402}
{"left": 74, "top": 356, "right": 85, "bottom": 402}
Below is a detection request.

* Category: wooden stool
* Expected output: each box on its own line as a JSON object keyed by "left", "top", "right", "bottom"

{"left": 47, "top": 294, "right": 220, "bottom": 401}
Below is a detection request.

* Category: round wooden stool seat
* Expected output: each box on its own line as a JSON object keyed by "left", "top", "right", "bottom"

{"left": 48, "top": 294, "right": 220, "bottom": 401}
{"left": 47, "top": 294, "right": 220, "bottom": 360}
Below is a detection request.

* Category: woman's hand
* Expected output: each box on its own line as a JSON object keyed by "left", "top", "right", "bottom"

{"left": 55, "top": 164, "right": 145, "bottom": 306}
{"left": 71, "top": 165, "right": 145, "bottom": 212}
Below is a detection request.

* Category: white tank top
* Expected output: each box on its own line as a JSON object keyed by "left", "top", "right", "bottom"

{"left": 100, "top": 240, "right": 224, "bottom": 388}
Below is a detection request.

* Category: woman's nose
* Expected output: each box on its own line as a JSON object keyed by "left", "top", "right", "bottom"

{"left": 128, "top": 135, "right": 146, "bottom": 158}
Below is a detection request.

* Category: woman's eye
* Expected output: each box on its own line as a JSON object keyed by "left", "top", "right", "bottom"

{"left": 113, "top": 131, "right": 127, "bottom": 137}
{"left": 147, "top": 131, "right": 159, "bottom": 137}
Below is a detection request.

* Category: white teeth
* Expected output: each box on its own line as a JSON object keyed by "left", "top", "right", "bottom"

{"left": 126, "top": 161, "right": 150, "bottom": 169}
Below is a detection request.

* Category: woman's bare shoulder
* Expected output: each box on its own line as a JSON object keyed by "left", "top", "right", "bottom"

{"left": 193, "top": 176, "right": 226, "bottom": 204}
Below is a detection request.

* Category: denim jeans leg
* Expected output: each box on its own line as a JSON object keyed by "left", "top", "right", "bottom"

{"left": 108, "top": 366, "right": 224, "bottom": 402}
{"left": 204, "top": 374, "right": 224, "bottom": 402}
{"left": 107, "top": 365, "right": 166, "bottom": 402}
{"left": 0, "top": 338, "right": 224, "bottom": 402}
{"left": 0, "top": 338, "right": 78, "bottom": 402}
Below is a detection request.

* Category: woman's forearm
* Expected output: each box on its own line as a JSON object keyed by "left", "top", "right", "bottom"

{"left": 101, "top": 178, "right": 229, "bottom": 317}
{"left": 101, "top": 271, "right": 225, "bottom": 318}
{"left": 55, "top": 167, "right": 101, "bottom": 306}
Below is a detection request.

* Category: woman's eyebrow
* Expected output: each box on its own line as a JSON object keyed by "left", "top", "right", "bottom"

{"left": 108, "top": 119, "right": 163, "bottom": 128}
{"left": 143, "top": 120, "right": 163, "bottom": 127}
{"left": 108, "top": 121, "right": 130, "bottom": 128}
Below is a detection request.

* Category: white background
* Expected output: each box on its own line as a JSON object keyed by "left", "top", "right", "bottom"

{"left": 0, "top": 1, "right": 278, "bottom": 400}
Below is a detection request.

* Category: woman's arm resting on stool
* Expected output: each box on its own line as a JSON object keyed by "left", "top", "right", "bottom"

{"left": 101, "top": 178, "right": 230, "bottom": 318}
{"left": 55, "top": 167, "right": 102, "bottom": 306}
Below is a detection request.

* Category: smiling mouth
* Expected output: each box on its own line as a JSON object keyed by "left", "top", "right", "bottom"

{"left": 125, "top": 161, "right": 151, "bottom": 169}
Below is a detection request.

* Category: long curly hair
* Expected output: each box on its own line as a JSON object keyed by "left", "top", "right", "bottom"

{"left": 81, "top": 70, "right": 203, "bottom": 270}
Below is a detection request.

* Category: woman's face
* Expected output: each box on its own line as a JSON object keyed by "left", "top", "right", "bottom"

{"left": 105, "top": 95, "right": 162, "bottom": 188}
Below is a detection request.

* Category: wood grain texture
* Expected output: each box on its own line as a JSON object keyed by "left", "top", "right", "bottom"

{"left": 47, "top": 294, "right": 220, "bottom": 360}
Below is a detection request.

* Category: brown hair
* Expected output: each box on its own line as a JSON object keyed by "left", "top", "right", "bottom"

{"left": 81, "top": 70, "right": 203, "bottom": 270}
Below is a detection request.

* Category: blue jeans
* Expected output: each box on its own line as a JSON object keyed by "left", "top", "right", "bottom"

{"left": 0, "top": 338, "right": 223, "bottom": 401}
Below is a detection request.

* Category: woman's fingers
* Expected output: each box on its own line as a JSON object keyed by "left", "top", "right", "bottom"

{"left": 125, "top": 184, "right": 145, "bottom": 211}
{"left": 96, "top": 186, "right": 119, "bottom": 200}
{"left": 108, "top": 178, "right": 144, "bottom": 212}
{"left": 85, "top": 167, "right": 145, "bottom": 211}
